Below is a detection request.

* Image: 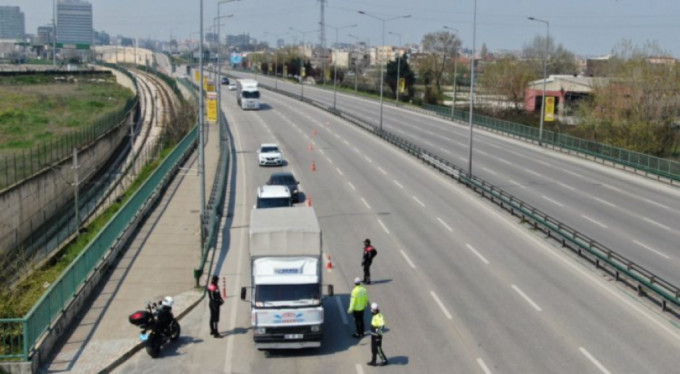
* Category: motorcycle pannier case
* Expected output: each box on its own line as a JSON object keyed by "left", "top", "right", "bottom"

{"left": 129, "top": 310, "right": 153, "bottom": 328}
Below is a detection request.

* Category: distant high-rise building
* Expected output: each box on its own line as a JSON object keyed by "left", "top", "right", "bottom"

{"left": 0, "top": 6, "right": 25, "bottom": 40}
{"left": 57, "top": 0, "right": 93, "bottom": 46}
{"left": 37, "top": 25, "right": 55, "bottom": 45}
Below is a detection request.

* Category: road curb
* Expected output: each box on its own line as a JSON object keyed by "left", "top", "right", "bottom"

{"left": 98, "top": 290, "right": 205, "bottom": 374}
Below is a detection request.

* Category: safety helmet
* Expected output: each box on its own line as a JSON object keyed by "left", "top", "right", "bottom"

{"left": 354, "top": 277, "right": 362, "bottom": 285}
{"left": 364, "top": 238, "right": 371, "bottom": 246}
{"left": 370, "top": 302, "right": 379, "bottom": 311}
{"left": 162, "top": 296, "right": 174, "bottom": 307}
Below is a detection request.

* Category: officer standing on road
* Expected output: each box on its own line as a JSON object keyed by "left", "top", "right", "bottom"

{"left": 347, "top": 277, "right": 369, "bottom": 338}
{"left": 367, "top": 303, "right": 388, "bottom": 366}
{"left": 207, "top": 275, "right": 224, "bottom": 338}
{"left": 362, "top": 239, "right": 378, "bottom": 284}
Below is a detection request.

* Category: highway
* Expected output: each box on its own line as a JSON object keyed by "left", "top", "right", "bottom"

{"left": 114, "top": 78, "right": 680, "bottom": 373}
{"left": 228, "top": 71, "right": 680, "bottom": 288}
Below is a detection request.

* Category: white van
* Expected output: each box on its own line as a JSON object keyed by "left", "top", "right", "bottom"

{"left": 256, "top": 185, "right": 292, "bottom": 209}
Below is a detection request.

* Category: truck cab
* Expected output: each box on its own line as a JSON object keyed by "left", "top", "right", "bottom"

{"left": 241, "top": 207, "right": 333, "bottom": 350}
{"left": 256, "top": 185, "right": 292, "bottom": 209}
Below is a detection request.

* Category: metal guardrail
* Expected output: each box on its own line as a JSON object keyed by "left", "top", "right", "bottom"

{"left": 0, "top": 125, "right": 198, "bottom": 361}
{"left": 194, "top": 109, "right": 231, "bottom": 284}
{"left": 257, "top": 81, "right": 680, "bottom": 318}
{"left": 421, "top": 103, "right": 680, "bottom": 184}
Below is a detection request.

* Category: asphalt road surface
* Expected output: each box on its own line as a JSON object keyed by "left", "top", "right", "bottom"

{"left": 113, "top": 79, "right": 680, "bottom": 373}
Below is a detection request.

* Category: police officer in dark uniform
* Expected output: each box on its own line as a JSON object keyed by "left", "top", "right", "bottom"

{"left": 362, "top": 239, "right": 378, "bottom": 284}
{"left": 207, "top": 275, "right": 224, "bottom": 337}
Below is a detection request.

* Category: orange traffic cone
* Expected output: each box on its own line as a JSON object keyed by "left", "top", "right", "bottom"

{"left": 311, "top": 160, "right": 316, "bottom": 172}
{"left": 326, "top": 255, "right": 333, "bottom": 271}
{"left": 312, "top": 128, "right": 317, "bottom": 137}
{"left": 307, "top": 196, "right": 313, "bottom": 207}
{"left": 308, "top": 142, "right": 314, "bottom": 151}
{"left": 222, "top": 277, "right": 227, "bottom": 299}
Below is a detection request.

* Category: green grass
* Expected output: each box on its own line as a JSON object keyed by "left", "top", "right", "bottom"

{"left": 0, "top": 143, "right": 174, "bottom": 319}
{"left": 0, "top": 75, "right": 133, "bottom": 151}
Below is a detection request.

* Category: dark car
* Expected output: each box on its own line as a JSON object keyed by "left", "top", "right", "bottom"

{"left": 267, "top": 172, "right": 300, "bottom": 203}
{"left": 220, "top": 76, "right": 229, "bottom": 85}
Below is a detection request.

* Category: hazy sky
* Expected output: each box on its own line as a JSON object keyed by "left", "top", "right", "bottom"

{"left": 5, "top": 0, "right": 679, "bottom": 57}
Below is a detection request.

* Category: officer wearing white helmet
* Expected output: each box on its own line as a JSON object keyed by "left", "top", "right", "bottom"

{"left": 347, "top": 277, "right": 369, "bottom": 338}
{"left": 367, "top": 302, "right": 388, "bottom": 366}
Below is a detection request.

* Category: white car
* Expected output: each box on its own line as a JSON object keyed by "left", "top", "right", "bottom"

{"left": 228, "top": 83, "right": 237, "bottom": 90}
{"left": 258, "top": 143, "right": 283, "bottom": 166}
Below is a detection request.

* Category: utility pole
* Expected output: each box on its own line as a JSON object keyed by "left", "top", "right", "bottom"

{"left": 318, "top": 0, "right": 327, "bottom": 85}
{"left": 72, "top": 148, "right": 80, "bottom": 234}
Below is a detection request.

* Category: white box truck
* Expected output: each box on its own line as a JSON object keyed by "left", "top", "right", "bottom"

{"left": 236, "top": 79, "right": 261, "bottom": 110}
{"left": 241, "top": 207, "right": 333, "bottom": 349}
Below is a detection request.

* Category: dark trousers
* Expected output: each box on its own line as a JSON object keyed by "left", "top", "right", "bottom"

{"left": 363, "top": 264, "right": 371, "bottom": 283}
{"left": 371, "top": 334, "right": 387, "bottom": 364}
{"left": 352, "top": 309, "right": 365, "bottom": 335}
{"left": 209, "top": 302, "right": 220, "bottom": 335}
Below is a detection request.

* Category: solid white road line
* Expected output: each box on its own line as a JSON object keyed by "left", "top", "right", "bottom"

{"left": 326, "top": 157, "right": 333, "bottom": 164}
{"left": 364, "top": 156, "right": 373, "bottom": 163}
{"left": 393, "top": 180, "right": 404, "bottom": 189}
{"left": 579, "top": 347, "right": 612, "bottom": 374}
{"left": 400, "top": 250, "right": 416, "bottom": 269}
{"left": 348, "top": 182, "right": 356, "bottom": 191}
{"left": 634, "top": 240, "right": 670, "bottom": 259}
{"left": 499, "top": 159, "right": 512, "bottom": 165}
{"left": 482, "top": 167, "right": 498, "bottom": 176}
{"left": 318, "top": 148, "right": 325, "bottom": 154}
{"left": 456, "top": 141, "right": 466, "bottom": 147}
{"left": 511, "top": 285, "right": 542, "bottom": 312}
{"left": 424, "top": 140, "right": 435, "bottom": 147}
{"left": 642, "top": 216, "right": 672, "bottom": 231}
{"left": 476, "top": 149, "right": 490, "bottom": 156}
{"left": 477, "top": 358, "right": 493, "bottom": 374}
{"left": 336, "top": 167, "right": 344, "bottom": 176}
{"left": 459, "top": 156, "right": 467, "bottom": 162}
{"left": 590, "top": 196, "right": 616, "bottom": 208}
{"left": 335, "top": 297, "right": 349, "bottom": 325}
{"left": 343, "top": 139, "right": 350, "bottom": 145}
{"left": 542, "top": 195, "right": 565, "bottom": 207}
{"left": 602, "top": 184, "right": 622, "bottom": 193}
{"left": 439, "top": 147, "right": 452, "bottom": 154}
{"left": 466, "top": 244, "right": 490, "bottom": 265}
{"left": 377, "top": 219, "right": 390, "bottom": 234}
{"left": 355, "top": 363, "right": 365, "bottom": 374}
{"left": 412, "top": 196, "right": 425, "bottom": 207}
{"left": 353, "top": 147, "right": 360, "bottom": 154}
{"left": 378, "top": 167, "right": 388, "bottom": 175}
{"left": 509, "top": 179, "right": 528, "bottom": 190}
{"left": 437, "top": 217, "right": 454, "bottom": 232}
{"left": 430, "top": 291, "right": 453, "bottom": 320}
{"left": 361, "top": 197, "right": 371, "bottom": 209}
{"left": 581, "top": 214, "right": 608, "bottom": 229}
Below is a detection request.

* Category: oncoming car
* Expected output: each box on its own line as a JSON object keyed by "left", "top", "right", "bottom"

{"left": 258, "top": 143, "right": 283, "bottom": 166}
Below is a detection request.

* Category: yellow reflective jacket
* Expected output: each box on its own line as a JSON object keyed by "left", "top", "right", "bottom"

{"left": 371, "top": 312, "right": 385, "bottom": 334}
{"left": 347, "top": 285, "right": 369, "bottom": 312}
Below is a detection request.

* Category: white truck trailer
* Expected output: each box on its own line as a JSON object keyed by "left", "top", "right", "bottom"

{"left": 240, "top": 207, "right": 333, "bottom": 349}
{"left": 236, "top": 78, "right": 261, "bottom": 110}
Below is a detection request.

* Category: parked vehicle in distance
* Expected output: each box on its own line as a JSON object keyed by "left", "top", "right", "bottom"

{"left": 267, "top": 172, "right": 300, "bottom": 203}
{"left": 258, "top": 143, "right": 283, "bottom": 166}
{"left": 236, "top": 79, "right": 261, "bottom": 110}
{"left": 256, "top": 185, "right": 292, "bottom": 209}
{"left": 221, "top": 76, "right": 229, "bottom": 85}
{"left": 228, "top": 83, "right": 237, "bottom": 90}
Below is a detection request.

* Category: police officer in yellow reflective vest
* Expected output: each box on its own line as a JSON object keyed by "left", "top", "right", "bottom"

{"left": 368, "top": 302, "right": 388, "bottom": 366}
{"left": 347, "top": 277, "right": 369, "bottom": 338}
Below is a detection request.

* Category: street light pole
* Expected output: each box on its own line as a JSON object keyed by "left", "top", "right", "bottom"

{"left": 326, "top": 23, "right": 357, "bottom": 110}
{"left": 358, "top": 11, "right": 411, "bottom": 132}
{"left": 53, "top": 0, "right": 57, "bottom": 66}
{"left": 528, "top": 16, "right": 549, "bottom": 146}
{"left": 348, "top": 33, "right": 364, "bottom": 95}
{"left": 443, "top": 26, "right": 459, "bottom": 120}
{"left": 388, "top": 31, "right": 402, "bottom": 104}
{"left": 289, "top": 28, "right": 318, "bottom": 101}
{"left": 468, "top": 0, "right": 477, "bottom": 175}
{"left": 199, "top": 0, "right": 206, "bottom": 247}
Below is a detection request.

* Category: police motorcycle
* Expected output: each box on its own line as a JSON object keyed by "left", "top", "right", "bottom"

{"left": 128, "top": 296, "right": 181, "bottom": 358}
